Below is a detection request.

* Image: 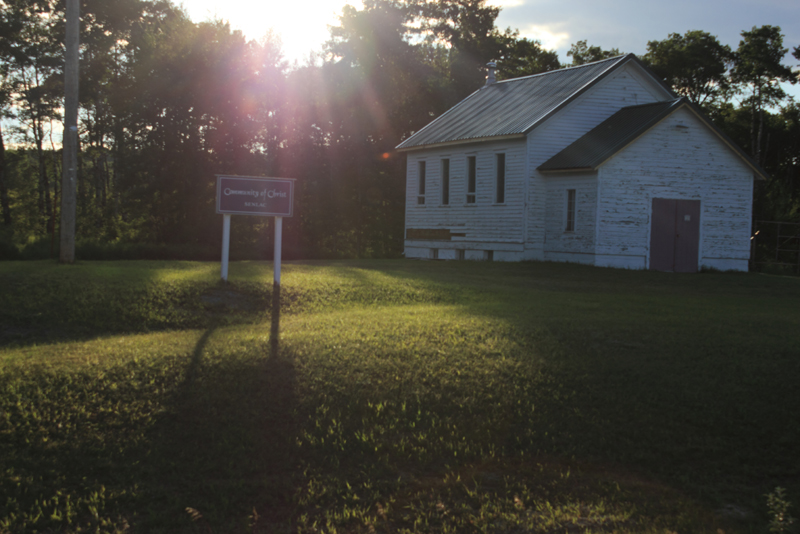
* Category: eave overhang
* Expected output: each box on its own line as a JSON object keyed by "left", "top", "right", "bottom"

{"left": 396, "top": 133, "right": 526, "bottom": 153}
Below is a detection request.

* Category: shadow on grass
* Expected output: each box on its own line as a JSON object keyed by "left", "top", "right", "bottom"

{"left": 2, "top": 259, "right": 799, "bottom": 526}
{"left": 131, "top": 326, "right": 300, "bottom": 532}
{"left": 278, "top": 261, "right": 800, "bottom": 517}
{"left": 0, "top": 275, "right": 271, "bottom": 350}
{"left": 0, "top": 324, "right": 302, "bottom": 533}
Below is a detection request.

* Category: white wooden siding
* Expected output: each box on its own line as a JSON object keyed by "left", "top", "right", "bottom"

{"left": 543, "top": 173, "right": 598, "bottom": 263}
{"left": 404, "top": 139, "right": 527, "bottom": 259}
{"left": 403, "top": 61, "right": 753, "bottom": 270}
{"left": 596, "top": 107, "right": 754, "bottom": 271}
{"left": 525, "top": 63, "right": 672, "bottom": 258}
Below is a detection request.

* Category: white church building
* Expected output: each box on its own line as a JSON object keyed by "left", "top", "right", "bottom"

{"left": 396, "top": 54, "right": 766, "bottom": 272}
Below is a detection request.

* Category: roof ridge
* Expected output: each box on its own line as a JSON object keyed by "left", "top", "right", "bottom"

{"left": 494, "top": 53, "right": 630, "bottom": 85}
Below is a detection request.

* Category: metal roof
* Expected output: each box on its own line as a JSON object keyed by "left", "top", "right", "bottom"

{"left": 538, "top": 99, "right": 684, "bottom": 171}
{"left": 538, "top": 97, "right": 769, "bottom": 180}
{"left": 396, "top": 54, "right": 637, "bottom": 151}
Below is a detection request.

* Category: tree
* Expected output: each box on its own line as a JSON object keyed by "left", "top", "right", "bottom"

{"left": 121, "top": 12, "right": 285, "bottom": 245}
{"left": 765, "top": 103, "right": 800, "bottom": 221}
{"left": 642, "top": 30, "right": 733, "bottom": 107}
{"left": 60, "top": 0, "right": 78, "bottom": 263}
{"left": 3, "top": 0, "right": 62, "bottom": 236}
{"left": 730, "top": 25, "right": 796, "bottom": 165}
{"left": 319, "top": 0, "right": 550, "bottom": 258}
{"left": 78, "top": 0, "right": 160, "bottom": 216}
{"left": 0, "top": 1, "right": 26, "bottom": 227}
{"left": 417, "top": 0, "right": 508, "bottom": 104}
{"left": 497, "top": 36, "right": 560, "bottom": 79}
{"left": 312, "top": 0, "right": 424, "bottom": 256}
{"left": 327, "top": 0, "right": 435, "bottom": 138}
{"left": 0, "top": 121, "right": 9, "bottom": 227}
{"left": 15, "top": 1, "right": 64, "bottom": 239}
{"left": 567, "top": 40, "right": 620, "bottom": 65}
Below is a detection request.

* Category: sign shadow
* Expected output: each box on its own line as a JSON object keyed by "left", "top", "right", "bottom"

{"left": 139, "top": 325, "right": 300, "bottom": 531}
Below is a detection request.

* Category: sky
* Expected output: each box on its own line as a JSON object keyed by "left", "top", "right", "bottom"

{"left": 178, "top": 0, "right": 800, "bottom": 66}
{"left": 179, "top": 0, "right": 800, "bottom": 101}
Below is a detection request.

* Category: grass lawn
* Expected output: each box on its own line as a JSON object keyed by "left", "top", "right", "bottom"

{"left": 0, "top": 259, "right": 798, "bottom": 533}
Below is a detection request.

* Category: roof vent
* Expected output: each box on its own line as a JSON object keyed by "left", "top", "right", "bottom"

{"left": 485, "top": 61, "right": 497, "bottom": 86}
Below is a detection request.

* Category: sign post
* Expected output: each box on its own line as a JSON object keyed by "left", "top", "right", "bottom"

{"left": 216, "top": 175, "right": 294, "bottom": 356}
{"left": 273, "top": 216, "right": 282, "bottom": 284}
{"left": 271, "top": 215, "right": 283, "bottom": 356}
{"left": 216, "top": 174, "right": 295, "bottom": 280}
{"left": 221, "top": 214, "right": 231, "bottom": 280}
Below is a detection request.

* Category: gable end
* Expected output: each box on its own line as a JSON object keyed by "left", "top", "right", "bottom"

{"left": 538, "top": 98, "right": 768, "bottom": 180}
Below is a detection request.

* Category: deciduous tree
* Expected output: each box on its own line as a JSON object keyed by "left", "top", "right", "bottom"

{"left": 642, "top": 30, "right": 733, "bottom": 107}
{"left": 731, "top": 25, "right": 795, "bottom": 165}
{"left": 497, "top": 36, "right": 560, "bottom": 79}
{"left": 567, "top": 40, "right": 620, "bottom": 65}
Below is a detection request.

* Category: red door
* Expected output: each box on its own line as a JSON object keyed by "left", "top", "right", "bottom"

{"left": 650, "top": 198, "right": 700, "bottom": 273}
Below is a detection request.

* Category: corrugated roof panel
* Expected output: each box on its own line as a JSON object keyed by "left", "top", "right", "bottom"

{"left": 396, "top": 55, "right": 631, "bottom": 150}
{"left": 538, "top": 99, "right": 683, "bottom": 171}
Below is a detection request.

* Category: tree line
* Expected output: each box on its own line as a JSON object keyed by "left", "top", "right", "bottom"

{"left": 0, "top": 0, "right": 798, "bottom": 260}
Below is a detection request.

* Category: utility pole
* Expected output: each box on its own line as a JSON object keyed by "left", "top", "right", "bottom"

{"left": 60, "top": 0, "right": 79, "bottom": 263}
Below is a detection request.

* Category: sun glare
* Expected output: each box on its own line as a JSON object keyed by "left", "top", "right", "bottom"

{"left": 181, "top": 0, "right": 363, "bottom": 62}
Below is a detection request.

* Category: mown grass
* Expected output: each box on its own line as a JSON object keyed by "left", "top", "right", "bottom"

{"left": 0, "top": 259, "right": 798, "bottom": 533}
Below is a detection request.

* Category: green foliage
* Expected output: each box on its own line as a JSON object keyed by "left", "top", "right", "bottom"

{"left": 497, "top": 36, "right": 561, "bottom": 79}
{"left": 0, "top": 228, "right": 19, "bottom": 259}
{"left": 642, "top": 30, "right": 733, "bottom": 107}
{"left": 767, "top": 488, "right": 797, "bottom": 533}
{"left": 708, "top": 101, "right": 800, "bottom": 224}
{"left": 1, "top": 260, "right": 799, "bottom": 532}
{"left": 2, "top": 1, "right": 800, "bottom": 258}
{"left": 731, "top": 25, "right": 796, "bottom": 166}
{"left": 567, "top": 40, "right": 621, "bottom": 65}
{"left": 732, "top": 26, "right": 794, "bottom": 91}
{"left": 2, "top": 0, "right": 567, "bottom": 260}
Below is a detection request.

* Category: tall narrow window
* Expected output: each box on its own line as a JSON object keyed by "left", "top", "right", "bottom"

{"left": 566, "top": 189, "right": 576, "bottom": 232}
{"left": 441, "top": 159, "right": 450, "bottom": 205}
{"left": 417, "top": 161, "right": 426, "bottom": 205}
{"left": 467, "top": 156, "right": 476, "bottom": 204}
{"left": 495, "top": 153, "right": 505, "bottom": 204}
